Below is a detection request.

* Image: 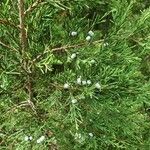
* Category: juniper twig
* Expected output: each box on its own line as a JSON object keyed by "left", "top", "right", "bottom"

{"left": 32, "top": 39, "right": 104, "bottom": 63}
{"left": 0, "top": 19, "right": 20, "bottom": 29}
{"left": 24, "top": 0, "right": 45, "bottom": 16}
{"left": 0, "top": 40, "right": 18, "bottom": 52}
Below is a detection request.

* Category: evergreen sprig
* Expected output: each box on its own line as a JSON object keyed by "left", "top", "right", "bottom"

{"left": 0, "top": 0, "right": 150, "bottom": 149}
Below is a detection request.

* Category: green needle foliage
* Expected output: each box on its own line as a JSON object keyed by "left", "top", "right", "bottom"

{"left": 0, "top": 0, "right": 150, "bottom": 149}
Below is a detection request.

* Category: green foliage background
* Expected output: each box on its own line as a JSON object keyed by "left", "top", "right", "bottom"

{"left": 0, "top": 0, "right": 150, "bottom": 149}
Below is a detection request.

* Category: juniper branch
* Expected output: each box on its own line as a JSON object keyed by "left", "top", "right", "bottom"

{"left": 24, "top": 0, "right": 45, "bottom": 16}
{"left": 32, "top": 39, "right": 104, "bottom": 63}
{"left": 0, "top": 40, "right": 18, "bottom": 52}
{"left": 18, "top": 0, "right": 36, "bottom": 112}
{"left": 18, "top": 0, "right": 26, "bottom": 53}
{"left": 0, "top": 19, "right": 20, "bottom": 29}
